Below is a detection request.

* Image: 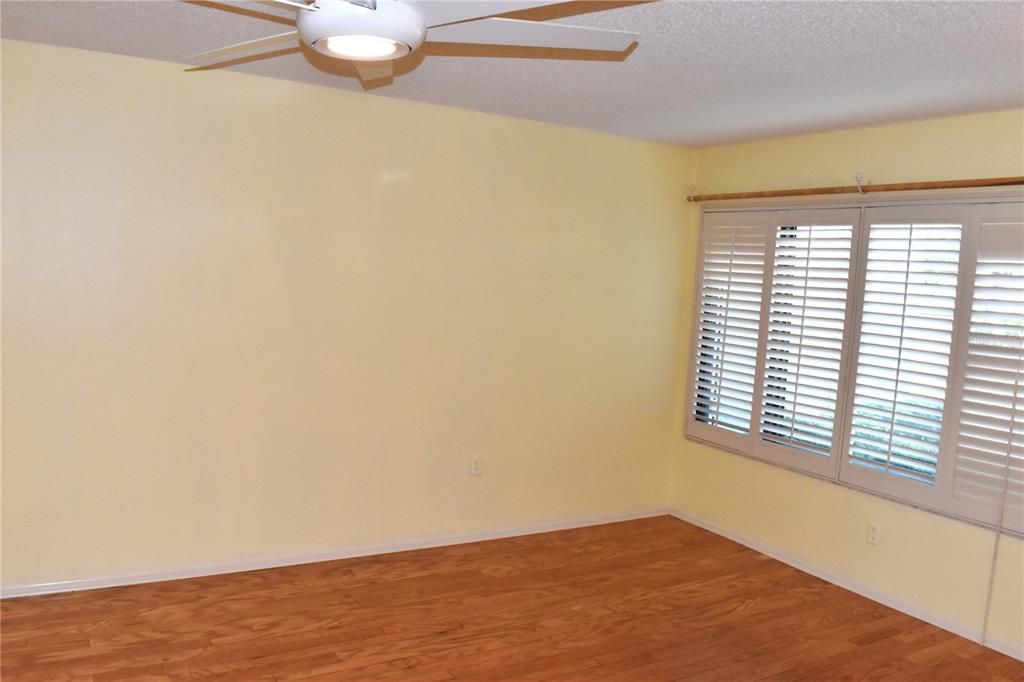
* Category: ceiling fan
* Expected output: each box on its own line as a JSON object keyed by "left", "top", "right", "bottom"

{"left": 192, "top": 0, "right": 639, "bottom": 82}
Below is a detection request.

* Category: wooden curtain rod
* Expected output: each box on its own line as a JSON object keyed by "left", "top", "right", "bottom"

{"left": 687, "top": 175, "right": 1024, "bottom": 202}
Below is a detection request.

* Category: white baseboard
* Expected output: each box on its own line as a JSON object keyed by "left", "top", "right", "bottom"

{"left": 0, "top": 508, "right": 667, "bottom": 599}
{"left": 988, "top": 637, "right": 1024, "bottom": 664}
{"left": 667, "top": 508, "right": 1023, "bottom": 662}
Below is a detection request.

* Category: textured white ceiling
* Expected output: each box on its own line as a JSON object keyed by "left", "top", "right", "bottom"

{"left": 3, "top": 0, "right": 1023, "bottom": 146}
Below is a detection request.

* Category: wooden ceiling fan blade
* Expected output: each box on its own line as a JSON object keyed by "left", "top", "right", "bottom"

{"left": 189, "top": 30, "right": 300, "bottom": 61}
{"left": 354, "top": 60, "right": 394, "bottom": 81}
{"left": 426, "top": 18, "right": 638, "bottom": 51}
{"left": 405, "top": 1, "right": 565, "bottom": 28}
{"left": 259, "top": 0, "right": 320, "bottom": 11}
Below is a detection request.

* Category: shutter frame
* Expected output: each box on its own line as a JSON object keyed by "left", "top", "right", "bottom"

{"left": 685, "top": 211, "right": 772, "bottom": 454}
{"left": 685, "top": 208, "right": 859, "bottom": 478}
{"left": 754, "top": 208, "right": 860, "bottom": 477}
{"left": 941, "top": 203, "right": 1024, "bottom": 533}
{"left": 838, "top": 204, "right": 973, "bottom": 509}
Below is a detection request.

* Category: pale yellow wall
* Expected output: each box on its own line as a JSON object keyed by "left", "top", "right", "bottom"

{"left": 674, "top": 108, "right": 1024, "bottom": 656}
{"left": 696, "top": 108, "right": 1024, "bottom": 194}
{"left": 0, "top": 40, "right": 696, "bottom": 587}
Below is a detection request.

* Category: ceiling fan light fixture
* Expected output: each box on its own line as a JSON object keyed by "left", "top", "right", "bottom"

{"left": 321, "top": 34, "right": 407, "bottom": 60}
{"left": 299, "top": 0, "right": 425, "bottom": 61}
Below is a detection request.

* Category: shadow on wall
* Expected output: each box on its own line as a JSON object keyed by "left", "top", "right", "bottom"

{"left": 183, "top": 0, "right": 648, "bottom": 90}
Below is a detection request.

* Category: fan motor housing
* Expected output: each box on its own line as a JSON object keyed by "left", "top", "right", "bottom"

{"left": 297, "top": 0, "right": 426, "bottom": 60}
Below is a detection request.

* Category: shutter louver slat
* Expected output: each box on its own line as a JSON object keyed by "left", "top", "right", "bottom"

{"left": 693, "top": 223, "right": 767, "bottom": 435}
{"left": 760, "top": 223, "right": 853, "bottom": 456}
{"left": 952, "top": 217, "right": 1024, "bottom": 526}
{"left": 848, "top": 222, "right": 962, "bottom": 484}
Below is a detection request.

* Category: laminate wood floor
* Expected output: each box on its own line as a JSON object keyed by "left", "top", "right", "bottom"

{"left": 2, "top": 515, "right": 1022, "bottom": 681}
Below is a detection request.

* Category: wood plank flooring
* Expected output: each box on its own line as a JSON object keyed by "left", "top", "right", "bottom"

{"left": 2, "top": 515, "right": 1022, "bottom": 681}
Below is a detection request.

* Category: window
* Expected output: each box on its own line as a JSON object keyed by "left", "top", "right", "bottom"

{"left": 946, "top": 204, "right": 1024, "bottom": 529}
{"left": 838, "top": 206, "right": 969, "bottom": 509}
{"left": 689, "top": 209, "right": 859, "bottom": 477}
{"left": 761, "top": 221, "right": 853, "bottom": 459}
{"left": 686, "top": 199, "right": 1024, "bottom": 532}
{"left": 693, "top": 215, "right": 767, "bottom": 439}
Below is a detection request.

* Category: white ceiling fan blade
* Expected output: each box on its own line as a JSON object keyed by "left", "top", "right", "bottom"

{"left": 190, "top": 30, "right": 300, "bottom": 61}
{"left": 426, "top": 18, "right": 638, "bottom": 52}
{"left": 354, "top": 61, "right": 394, "bottom": 81}
{"left": 405, "top": 1, "right": 565, "bottom": 28}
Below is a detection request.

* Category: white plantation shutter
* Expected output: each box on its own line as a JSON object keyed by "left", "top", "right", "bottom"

{"left": 690, "top": 214, "right": 769, "bottom": 443}
{"left": 946, "top": 204, "right": 1024, "bottom": 531}
{"left": 842, "top": 207, "right": 967, "bottom": 501}
{"left": 760, "top": 212, "right": 856, "bottom": 472}
{"left": 688, "top": 209, "right": 857, "bottom": 475}
{"left": 688, "top": 198, "right": 1024, "bottom": 529}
